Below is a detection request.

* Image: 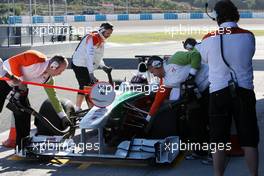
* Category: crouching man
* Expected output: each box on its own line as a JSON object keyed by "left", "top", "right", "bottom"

{"left": 145, "top": 50, "right": 210, "bottom": 157}
{"left": 0, "top": 50, "right": 72, "bottom": 151}
{"left": 146, "top": 49, "right": 209, "bottom": 120}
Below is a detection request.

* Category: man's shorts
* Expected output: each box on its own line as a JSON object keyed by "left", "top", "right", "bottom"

{"left": 209, "top": 87, "right": 259, "bottom": 147}
{"left": 0, "top": 80, "right": 12, "bottom": 112}
{"left": 71, "top": 63, "right": 92, "bottom": 95}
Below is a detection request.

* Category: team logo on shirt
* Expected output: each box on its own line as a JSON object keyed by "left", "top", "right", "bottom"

{"left": 170, "top": 67, "right": 176, "bottom": 72}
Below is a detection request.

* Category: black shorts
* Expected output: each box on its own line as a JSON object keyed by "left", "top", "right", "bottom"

{"left": 0, "top": 80, "right": 12, "bottom": 112}
{"left": 209, "top": 87, "right": 259, "bottom": 147}
{"left": 71, "top": 62, "right": 92, "bottom": 95}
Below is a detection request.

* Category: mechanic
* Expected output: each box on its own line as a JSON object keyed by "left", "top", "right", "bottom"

{"left": 71, "top": 22, "right": 113, "bottom": 111}
{"left": 181, "top": 37, "right": 212, "bottom": 160}
{"left": 199, "top": 1, "right": 259, "bottom": 175}
{"left": 146, "top": 49, "right": 209, "bottom": 120}
{"left": 145, "top": 50, "right": 209, "bottom": 156}
{"left": 182, "top": 38, "right": 204, "bottom": 63}
{"left": 182, "top": 38, "right": 198, "bottom": 51}
{"left": 0, "top": 50, "right": 72, "bottom": 151}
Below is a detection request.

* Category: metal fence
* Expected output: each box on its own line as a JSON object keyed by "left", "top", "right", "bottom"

{"left": 4, "top": 11, "right": 264, "bottom": 25}
{"left": 0, "top": 24, "right": 74, "bottom": 47}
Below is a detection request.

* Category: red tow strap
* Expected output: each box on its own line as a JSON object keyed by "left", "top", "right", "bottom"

{"left": 0, "top": 77, "right": 91, "bottom": 94}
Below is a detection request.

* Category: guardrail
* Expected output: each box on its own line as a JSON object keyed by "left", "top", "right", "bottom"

{"left": 6, "top": 12, "right": 264, "bottom": 24}
{"left": 0, "top": 24, "right": 73, "bottom": 47}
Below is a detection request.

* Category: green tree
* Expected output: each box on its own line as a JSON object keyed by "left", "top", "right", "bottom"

{"left": 193, "top": 0, "right": 208, "bottom": 7}
{"left": 243, "top": 0, "right": 256, "bottom": 9}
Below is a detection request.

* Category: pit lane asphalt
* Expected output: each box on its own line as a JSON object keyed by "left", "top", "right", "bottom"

{"left": 0, "top": 51, "right": 263, "bottom": 176}
{"left": 0, "top": 20, "right": 263, "bottom": 175}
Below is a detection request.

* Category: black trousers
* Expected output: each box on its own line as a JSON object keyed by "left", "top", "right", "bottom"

{"left": 0, "top": 80, "right": 31, "bottom": 150}
{"left": 185, "top": 88, "right": 210, "bottom": 154}
{"left": 209, "top": 87, "right": 259, "bottom": 147}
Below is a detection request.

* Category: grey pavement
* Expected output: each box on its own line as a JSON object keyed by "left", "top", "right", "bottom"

{"left": 0, "top": 20, "right": 263, "bottom": 176}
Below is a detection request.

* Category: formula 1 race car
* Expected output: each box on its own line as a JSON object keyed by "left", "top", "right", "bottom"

{"left": 6, "top": 56, "right": 208, "bottom": 165}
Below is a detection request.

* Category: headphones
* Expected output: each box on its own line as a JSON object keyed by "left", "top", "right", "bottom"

{"left": 98, "top": 27, "right": 106, "bottom": 33}
{"left": 147, "top": 56, "right": 163, "bottom": 69}
{"left": 98, "top": 27, "right": 106, "bottom": 34}
{"left": 98, "top": 29, "right": 106, "bottom": 40}
{"left": 205, "top": 3, "right": 217, "bottom": 21}
{"left": 50, "top": 61, "right": 59, "bottom": 70}
{"left": 183, "top": 38, "right": 197, "bottom": 50}
{"left": 98, "top": 22, "right": 113, "bottom": 33}
{"left": 49, "top": 55, "right": 67, "bottom": 70}
{"left": 206, "top": 1, "right": 238, "bottom": 23}
{"left": 185, "top": 43, "right": 194, "bottom": 50}
{"left": 138, "top": 62, "right": 147, "bottom": 73}
{"left": 98, "top": 22, "right": 113, "bottom": 39}
{"left": 152, "top": 60, "right": 162, "bottom": 68}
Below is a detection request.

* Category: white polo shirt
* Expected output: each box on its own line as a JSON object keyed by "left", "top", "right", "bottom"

{"left": 0, "top": 58, "right": 7, "bottom": 77}
{"left": 163, "top": 63, "right": 209, "bottom": 92}
{"left": 199, "top": 22, "right": 255, "bottom": 93}
{"left": 72, "top": 32, "right": 105, "bottom": 73}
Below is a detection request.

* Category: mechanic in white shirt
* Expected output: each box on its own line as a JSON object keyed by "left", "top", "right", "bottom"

{"left": 0, "top": 51, "right": 71, "bottom": 150}
{"left": 71, "top": 22, "right": 113, "bottom": 110}
{"left": 146, "top": 52, "right": 209, "bottom": 120}
{"left": 199, "top": 1, "right": 259, "bottom": 175}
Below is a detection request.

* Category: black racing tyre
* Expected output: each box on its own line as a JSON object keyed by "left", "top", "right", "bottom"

{"left": 35, "top": 99, "right": 75, "bottom": 136}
